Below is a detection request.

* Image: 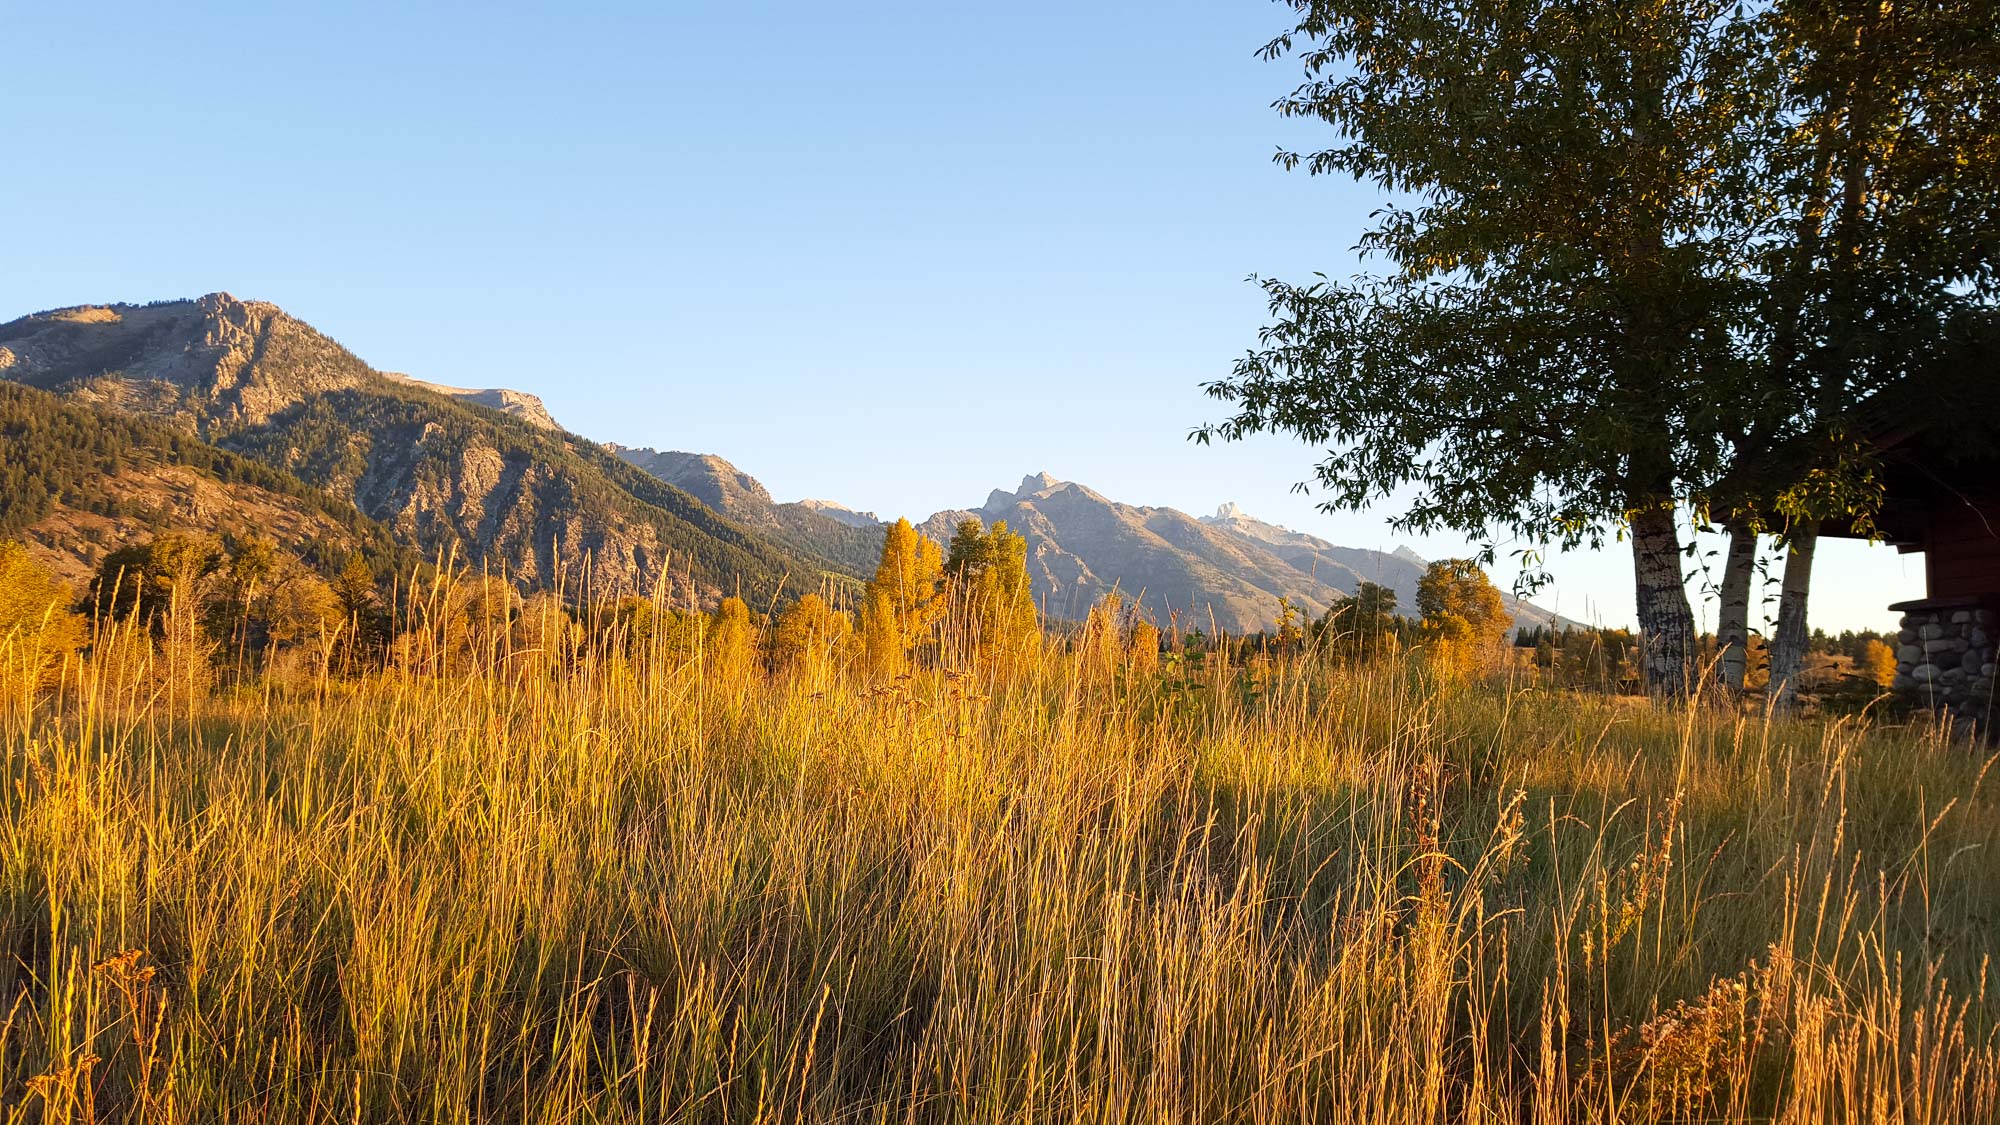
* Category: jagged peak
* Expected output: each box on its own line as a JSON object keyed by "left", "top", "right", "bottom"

{"left": 1019, "top": 471, "right": 1058, "bottom": 495}
{"left": 1213, "top": 501, "right": 1247, "bottom": 521}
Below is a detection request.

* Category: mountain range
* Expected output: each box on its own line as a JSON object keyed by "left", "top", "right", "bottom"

{"left": 0, "top": 295, "right": 828, "bottom": 603}
{"left": 909, "top": 474, "right": 1559, "bottom": 634}
{"left": 1, "top": 294, "right": 1563, "bottom": 632}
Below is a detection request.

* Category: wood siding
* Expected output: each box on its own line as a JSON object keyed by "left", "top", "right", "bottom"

{"left": 1927, "top": 501, "right": 2000, "bottom": 598}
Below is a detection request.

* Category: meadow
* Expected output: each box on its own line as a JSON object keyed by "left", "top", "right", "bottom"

{"left": 2, "top": 602, "right": 1997, "bottom": 1123}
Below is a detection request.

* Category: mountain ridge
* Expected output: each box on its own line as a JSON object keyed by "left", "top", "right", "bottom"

{"left": 3, "top": 294, "right": 1570, "bottom": 632}
{"left": 0, "top": 295, "right": 839, "bottom": 605}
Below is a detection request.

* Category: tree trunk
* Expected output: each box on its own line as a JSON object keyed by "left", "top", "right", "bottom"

{"left": 1768, "top": 529, "right": 1818, "bottom": 708}
{"left": 1716, "top": 522, "right": 1757, "bottom": 693}
{"left": 1631, "top": 504, "right": 1698, "bottom": 697}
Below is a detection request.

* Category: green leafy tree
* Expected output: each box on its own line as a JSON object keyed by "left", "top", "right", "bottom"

{"left": 1202, "top": 0, "right": 1783, "bottom": 695}
{"left": 1319, "top": 581, "right": 1401, "bottom": 658}
{"left": 90, "top": 533, "right": 224, "bottom": 623}
{"left": 1716, "top": 0, "right": 2000, "bottom": 703}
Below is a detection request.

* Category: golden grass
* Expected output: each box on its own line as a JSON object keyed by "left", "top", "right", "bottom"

{"left": 2, "top": 618, "right": 1997, "bottom": 1123}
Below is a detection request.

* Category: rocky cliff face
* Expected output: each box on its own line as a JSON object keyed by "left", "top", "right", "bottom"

{"left": 0, "top": 295, "right": 374, "bottom": 435}
{"left": 0, "top": 296, "right": 823, "bottom": 605}
{"left": 382, "top": 372, "right": 559, "bottom": 430}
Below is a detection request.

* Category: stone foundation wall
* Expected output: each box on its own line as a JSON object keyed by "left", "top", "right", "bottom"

{"left": 1891, "top": 596, "right": 1998, "bottom": 736}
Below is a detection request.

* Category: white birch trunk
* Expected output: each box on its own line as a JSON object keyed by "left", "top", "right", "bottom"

{"left": 1767, "top": 529, "right": 1818, "bottom": 707}
{"left": 1716, "top": 522, "right": 1757, "bottom": 693}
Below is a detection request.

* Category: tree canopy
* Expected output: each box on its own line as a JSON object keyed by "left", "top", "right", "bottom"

{"left": 1203, "top": 0, "right": 1999, "bottom": 694}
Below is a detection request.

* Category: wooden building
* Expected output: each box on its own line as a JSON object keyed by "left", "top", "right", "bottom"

{"left": 1818, "top": 328, "right": 2000, "bottom": 732}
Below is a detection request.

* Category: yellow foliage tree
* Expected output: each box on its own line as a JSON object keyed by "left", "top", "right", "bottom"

{"left": 1862, "top": 638, "right": 1897, "bottom": 689}
{"left": 1080, "top": 593, "right": 1128, "bottom": 683}
{"left": 943, "top": 519, "right": 1039, "bottom": 677}
{"left": 768, "top": 593, "right": 852, "bottom": 680}
{"left": 1416, "top": 560, "right": 1511, "bottom": 646}
{"left": 0, "top": 542, "right": 84, "bottom": 695}
{"left": 859, "top": 519, "right": 944, "bottom": 680}
{"left": 706, "top": 596, "right": 758, "bottom": 684}
{"left": 1126, "top": 618, "right": 1161, "bottom": 680}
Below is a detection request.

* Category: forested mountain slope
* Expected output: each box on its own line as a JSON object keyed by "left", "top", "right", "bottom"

{"left": 0, "top": 381, "right": 415, "bottom": 587}
{"left": 0, "top": 295, "right": 836, "bottom": 604}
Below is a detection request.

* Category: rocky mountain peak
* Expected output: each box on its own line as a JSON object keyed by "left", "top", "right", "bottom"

{"left": 605, "top": 446, "right": 773, "bottom": 513}
{"left": 383, "top": 372, "right": 558, "bottom": 430}
{"left": 1019, "top": 471, "right": 1059, "bottom": 495}
{"left": 1214, "top": 501, "right": 1247, "bottom": 521}
{"left": 796, "top": 499, "right": 882, "bottom": 528}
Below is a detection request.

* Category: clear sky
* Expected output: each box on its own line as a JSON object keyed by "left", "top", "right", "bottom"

{"left": 2, "top": 0, "right": 1923, "bottom": 631}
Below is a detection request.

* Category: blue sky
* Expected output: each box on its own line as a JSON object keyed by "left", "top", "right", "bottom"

{"left": 2, "top": 0, "right": 1922, "bottom": 630}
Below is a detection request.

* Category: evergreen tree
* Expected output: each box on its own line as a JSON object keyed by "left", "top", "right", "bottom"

{"left": 1320, "top": 581, "right": 1401, "bottom": 658}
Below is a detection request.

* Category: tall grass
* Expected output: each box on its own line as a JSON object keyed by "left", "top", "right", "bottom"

{"left": 2, "top": 602, "right": 1996, "bottom": 1123}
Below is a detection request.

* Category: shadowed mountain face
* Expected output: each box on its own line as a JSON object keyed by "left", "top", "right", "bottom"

{"left": 0, "top": 296, "right": 834, "bottom": 605}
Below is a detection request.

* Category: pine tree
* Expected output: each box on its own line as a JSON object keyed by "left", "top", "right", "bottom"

{"left": 1320, "top": 581, "right": 1401, "bottom": 658}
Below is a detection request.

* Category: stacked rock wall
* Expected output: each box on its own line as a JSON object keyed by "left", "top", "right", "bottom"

{"left": 1891, "top": 596, "right": 1997, "bottom": 737}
